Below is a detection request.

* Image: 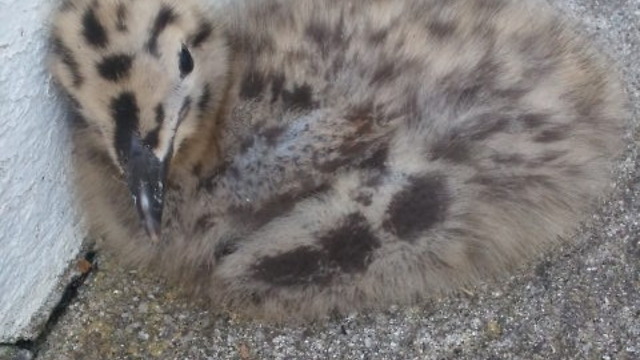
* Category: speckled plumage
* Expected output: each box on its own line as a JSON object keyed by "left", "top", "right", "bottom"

{"left": 50, "top": 0, "right": 626, "bottom": 320}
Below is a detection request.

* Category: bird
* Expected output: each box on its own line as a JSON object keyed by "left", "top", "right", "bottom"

{"left": 49, "top": 0, "right": 626, "bottom": 320}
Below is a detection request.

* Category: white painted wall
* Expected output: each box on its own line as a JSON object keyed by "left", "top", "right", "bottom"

{"left": 0, "top": 0, "right": 86, "bottom": 343}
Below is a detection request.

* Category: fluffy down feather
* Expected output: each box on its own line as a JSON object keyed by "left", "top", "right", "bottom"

{"left": 50, "top": 0, "right": 627, "bottom": 320}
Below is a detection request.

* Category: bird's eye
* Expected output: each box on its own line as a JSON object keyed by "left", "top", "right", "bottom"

{"left": 179, "top": 45, "right": 194, "bottom": 77}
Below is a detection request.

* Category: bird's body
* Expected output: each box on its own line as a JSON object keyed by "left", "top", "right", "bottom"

{"left": 50, "top": 0, "right": 626, "bottom": 319}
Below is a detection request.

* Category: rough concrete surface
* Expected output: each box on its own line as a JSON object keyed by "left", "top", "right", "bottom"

{"left": 0, "top": 0, "right": 86, "bottom": 343}
{"left": 0, "top": 346, "right": 32, "bottom": 360}
{"left": 13, "top": 0, "right": 639, "bottom": 358}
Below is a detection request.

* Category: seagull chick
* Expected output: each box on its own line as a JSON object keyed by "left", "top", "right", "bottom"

{"left": 50, "top": 0, "right": 627, "bottom": 319}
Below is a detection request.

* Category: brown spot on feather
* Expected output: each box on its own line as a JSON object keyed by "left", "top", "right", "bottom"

{"left": 239, "top": 70, "right": 265, "bottom": 100}
{"left": 318, "top": 213, "right": 380, "bottom": 274}
{"left": 251, "top": 213, "right": 380, "bottom": 286}
{"left": 534, "top": 125, "right": 570, "bottom": 143}
{"left": 261, "top": 126, "right": 286, "bottom": 146}
{"left": 305, "top": 21, "right": 331, "bottom": 52}
{"left": 116, "top": 4, "right": 128, "bottom": 32}
{"left": 354, "top": 192, "right": 373, "bottom": 206}
{"left": 198, "top": 84, "right": 212, "bottom": 111}
{"left": 359, "top": 146, "right": 388, "bottom": 170}
{"left": 430, "top": 138, "right": 471, "bottom": 163}
{"left": 427, "top": 20, "right": 456, "bottom": 38}
{"left": 456, "top": 85, "right": 483, "bottom": 110}
{"left": 383, "top": 175, "right": 450, "bottom": 241}
{"left": 52, "top": 37, "right": 84, "bottom": 88}
{"left": 190, "top": 22, "right": 213, "bottom": 48}
{"left": 370, "top": 61, "right": 398, "bottom": 85}
{"left": 368, "top": 29, "right": 388, "bottom": 44}
{"left": 214, "top": 237, "right": 238, "bottom": 260}
{"left": 534, "top": 150, "right": 567, "bottom": 164}
{"left": 468, "top": 114, "right": 511, "bottom": 141}
{"left": 253, "top": 247, "right": 331, "bottom": 286}
{"left": 147, "top": 6, "right": 177, "bottom": 56}
{"left": 97, "top": 54, "right": 133, "bottom": 82}
{"left": 305, "top": 16, "right": 347, "bottom": 57}
{"left": 82, "top": 8, "right": 108, "bottom": 48}
{"left": 282, "top": 83, "right": 316, "bottom": 110}
{"left": 521, "top": 113, "right": 549, "bottom": 129}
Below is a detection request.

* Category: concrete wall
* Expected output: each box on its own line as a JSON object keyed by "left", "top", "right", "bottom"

{"left": 0, "top": 0, "right": 86, "bottom": 343}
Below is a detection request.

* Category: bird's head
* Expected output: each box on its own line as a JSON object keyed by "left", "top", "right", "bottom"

{"left": 50, "top": 0, "right": 229, "bottom": 240}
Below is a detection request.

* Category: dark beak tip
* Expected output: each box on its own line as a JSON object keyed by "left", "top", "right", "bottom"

{"left": 126, "top": 136, "right": 167, "bottom": 243}
{"left": 146, "top": 225, "right": 161, "bottom": 244}
{"left": 139, "top": 195, "right": 163, "bottom": 243}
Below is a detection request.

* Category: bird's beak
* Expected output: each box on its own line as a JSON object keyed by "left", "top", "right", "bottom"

{"left": 126, "top": 136, "right": 168, "bottom": 243}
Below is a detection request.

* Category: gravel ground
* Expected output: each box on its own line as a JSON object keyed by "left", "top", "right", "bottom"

{"left": 12, "top": 0, "right": 640, "bottom": 359}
